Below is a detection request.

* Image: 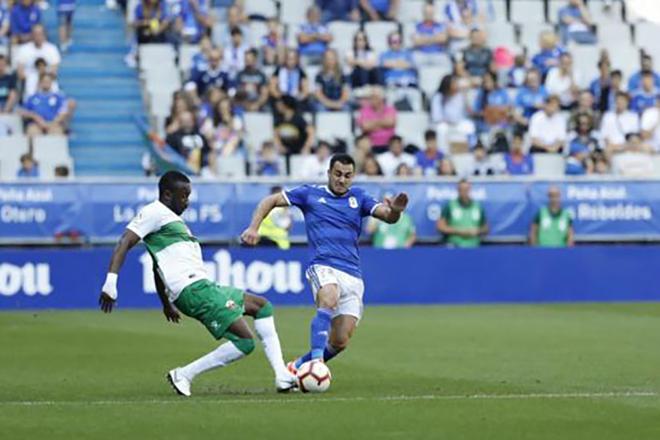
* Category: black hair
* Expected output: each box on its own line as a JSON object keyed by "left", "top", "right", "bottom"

{"left": 389, "top": 135, "right": 403, "bottom": 144}
{"left": 424, "top": 129, "right": 437, "bottom": 141}
{"left": 247, "top": 48, "right": 259, "bottom": 58}
{"left": 270, "top": 185, "right": 282, "bottom": 194}
{"left": 329, "top": 153, "right": 355, "bottom": 170}
{"left": 352, "top": 30, "right": 372, "bottom": 54}
{"left": 642, "top": 69, "right": 654, "bottom": 77}
{"left": 279, "top": 95, "right": 297, "bottom": 111}
{"left": 158, "top": 170, "right": 190, "bottom": 195}
{"left": 230, "top": 26, "right": 243, "bottom": 36}
{"left": 611, "top": 69, "right": 623, "bottom": 78}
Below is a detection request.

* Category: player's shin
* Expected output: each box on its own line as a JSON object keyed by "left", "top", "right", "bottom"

{"left": 294, "top": 343, "right": 340, "bottom": 368}
{"left": 310, "top": 308, "right": 333, "bottom": 360}
{"left": 253, "top": 303, "right": 289, "bottom": 379}
{"left": 179, "top": 340, "right": 253, "bottom": 381}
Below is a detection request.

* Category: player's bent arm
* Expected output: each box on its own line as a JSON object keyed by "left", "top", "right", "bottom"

{"left": 102, "top": 230, "right": 141, "bottom": 298}
{"left": 242, "top": 193, "right": 289, "bottom": 244}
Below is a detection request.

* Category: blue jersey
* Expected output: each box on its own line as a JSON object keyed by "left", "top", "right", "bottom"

{"left": 10, "top": 3, "right": 40, "bottom": 37}
{"left": 24, "top": 91, "right": 67, "bottom": 121}
{"left": 284, "top": 184, "right": 380, "bottom": 278}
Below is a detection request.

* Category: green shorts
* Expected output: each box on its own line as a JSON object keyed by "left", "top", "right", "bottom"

{"left": 173, "top": 279, "right": 245, "bottom": 340}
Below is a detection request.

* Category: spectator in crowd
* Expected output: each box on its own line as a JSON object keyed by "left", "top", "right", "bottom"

{"left": 641, "top": 95, "right": 660, "bottom": 153}
{"left": 165, "top": 90, "right": 195, "bottom": 134}
{"left": 380, "top": 31, "right": 420, "bottom": 109}
{"left": 315, "top": 49, "right": 350, "bottom": 111}
{"left": 201, "top": 96, "right": 244, "bottom": 160}
{"left": 600, "top": 91, "right": 639, "bottom": 156}
{"left": 176, "top": 0, "right": 213, "bottom": 44}
{"left": 188, "top": 34, "right": 212, "bottom": 79}
{"left": 359, "top": 0, "right": 399, "bottom": 21}
{"left": 628, "top": 53, "right": 660, "bottom": 92}
{"left": 188, "top": 48, "right": 229, "bottom": 97}
{"left": 630, "top": 70, "right": 658, "bottom": 115}
{"left": 416, "top": 129, "right": 444, "bottom": 176}
{"left": 57, "top": 0, "right": 76, "bottom": 51}
{"left": 513, "top": 68, "right": 547, "bottom": 126}
{"left": 165, "top": 110, "right": 211, "bottom": 174}
{"left": 589, "top": 58, "right": 611, "bottom": 110}
{"left": 316, "top": 0, "right": 360, "bottom": 22}
{"left": 23, "top": 57, "right": 59, "bottom": 101}
{"left": 345, "top": 30, "right": 379, "bottom": 89}
{"left": 445, "top": 0, "right": 484, "bottom": 52}
{"left": 472, "top": 70, "right": 511, "bottom": 135}
{"left": 410, "top": 3, "right": 449, "bottom": 66}
{"left": 558, "top": 0, "right": 596, "bottom": 45}
{"left": 431, "top": 74, "right": 475, "bottom": 154}
{"left": 274, "top": 95, "right": 315, "bottom": 173}
{"left": 367, "top": 206, "right": 416, "bottom": 248}
{"left": 236, "top": 48, "right": 268, "bottom": 112}
{"left": 472, "top": 142, "right": 504, "bottom": 175}
{"left": 297, "top": 5, "right": 332, "bottom": 65}
{"left": 508, "top": 53, "right": 528, "bottom": 88}
{"left": 16, "top": 25, "right": 61, "bottom": 81}
{"left": 261, "top": 17, "right": 285, "bottom": 66}
{"left": 133, "top": 0, "right": 170, "bottom": 44}
{"left": 437, "top": 179, "right": 488, "bottom": 247}
{"left": 623, "top": 132, "right": 653, "bottom": 154}
{"left": 544, "top": 52, "right": 579, "bottom": 109}
{"left": 529, "top": 186, "right": 574, "bottom": 247}
{"left": 21, "top": 73, "right": 75, "bottom": 136}
{"left": 356, "top": 86, "right": 397, "bottom": 153}
{"left": 569, "top": 89, "right": 596, "bottom": 130}
{"left": 0, "top": 55, "right": 17, "bottom": 113}
{"left": 255, "top": 140, "right": 281, "bottom": 176}
{"left": 462, "top": 28, "right": 492, "bottom": 81}
{"left": 529, "top": 95, "right": 567, "bottom": 153}
{"left": 269, "top": 48, "right": 310, "bottom": 109}
{"left": 566, "top": 112, "right": 598, "bottom": 175}
{"left": 611, "top": 133, "right": 655, "bottom": 176}
{"left": 299, "top": 140, "right": 332, "bottom": 178}
{"left": 504, "top": 132, "right": 533, "bottom": 175}
{"left": 353, "top": 133, "right": 372, "bottom": 169}
{"left": 257, "top": 185, "right": 293, "bottom": 249}
{"left": 215, "top": 4, "right": 249, "bottom": 47}
{"left": 17, "top": 153, "right": 39, "bottom": 178}
{"left": 531, "top": 31, "right": 565, "bottom": 78}
{"left": 591, "top": 150, "right": 610, "bottom": 174}
{"left": 222, "top": 26, "right": 249, "bottom": 83}
{"left": 54, "top": 164, "right": 70, "bottom": 178}
{"left": 395, "top": 162, "right": 414, "bottom": 176}
{"left": 438, "top": 157, "right": 456, "bottom": 176}
{"left": 451, "top": 57, "right": 473, "bottom": 90}
{"left": 10, "top": 0, "right": 41, "bottom": 44}
{"left": 360, "top": 152, "right": 383, "bottom": 176}
{"left": 376, "top": 135, "right": 415, "bottom": 176}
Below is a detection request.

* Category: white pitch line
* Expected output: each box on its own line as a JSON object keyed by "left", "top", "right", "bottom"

{"left": 1, "top": 391, "right": 658, "bottom": 407}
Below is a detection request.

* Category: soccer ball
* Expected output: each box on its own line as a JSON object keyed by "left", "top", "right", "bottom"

{"left": 297, "top": 360, "right": 331, "bottom": 393}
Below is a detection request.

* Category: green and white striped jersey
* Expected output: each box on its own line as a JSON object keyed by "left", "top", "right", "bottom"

{"left": 127, "top": 200, "right": 208, "bottom": 301}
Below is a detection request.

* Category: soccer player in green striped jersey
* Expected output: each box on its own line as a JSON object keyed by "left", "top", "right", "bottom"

{"left": 99, "top": 171, "right": 297, "bottom": 396}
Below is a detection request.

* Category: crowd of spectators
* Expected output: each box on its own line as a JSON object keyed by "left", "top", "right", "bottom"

{"left": 136, "top": 0, "right": 660, "bottom": 179}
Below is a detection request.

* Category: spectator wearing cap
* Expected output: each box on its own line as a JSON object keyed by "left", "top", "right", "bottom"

{"left": 630, "top": 70, "right": 658, "bottom": 115}
{"left": 315, "top": 49, "right": 350, "bottom": 112}
{"left": 641, "top": 95, "right": 660, "bottom": 153}
{"left": 17, "top": 153, "right": 39, "bottom": 178}
{"left": 359, "top": 0, "right": 399, "bottom": 21}
{"left": 504, "top": 133, "right": 533, "bottom": 175}
{"left": 274, "top": 95, "right": 315, "bottom": 173}
{"left": 558, "top": 0, "right": 596, "bottom": 45}
{"left": 462, "top": 28, "right": 492, "bottom": 81}
{"left": 600, "top": 91, "right": 639, "bottom": 156}
{"left": 176, "top": 0, "right": 213, "bottom": 44}
{"left": 628, "top": 53, "right": 660, "bottom": 92}
{"left": 297, "top": 5, "right": 332, "bottom": 66}
{"left": 261, "top": 17, "right": 285, "bottom": 66}
{"left": 10, "top": 0, "right": 40, "bottom": 44}
{"left": 0, "top": 55, "right": 17, "bottom": 113}
{"left": 299, "top": 140, "right": 332, "bottom": 178}
{"left": 431, "top": 74, "right": 475, "bottom": 154}
{"left": 222, "top": 26, "right": 249, "bottom": 83}
{"left": 356, "top": 86, "right": 397, "bottom": 153}
{"left": 317, "top": 0, "right": 360, "bottom": 23}
{"left": 345, "top": 30, "right": 379, "bottom": 90}
{"left": 410, "top": 3, "right": 449, "bottom": 67}
{"left": 544, "top": 52, "right": 580, "bottom": 110}
{"left": 376, "top": 135, "right": 415, "bottom": 177}
{"left": 16, "top": 25, "right": 60, "bottom": 81}
{"left": 513, "top": 68, "right": 548, "bottom": 126}
{"left": 21, "top": 73, "right": 75, "bottom": 136}
{"left": 236, "top": 49, "right": 269, "bottom": 112}
{"left": 566, "top": 112, "right": 599, "bottom": 174}
{"left": 165, "top": 110, "right": 211, "bottom": 174}
{"left": 187, "top": 48, "right": 229, "bottom": 97}
{"left": 416, "top": 129, "right": 444, "bottom": 176}
{"left": 133, "top": 0, "right": 170, "bottom": 44}
{"left": 472, "top": 70, "right": 511, "bottom": 135}
{"left": 269, "top": 48, "right": 310, "bottom": 109}
{"left": 532, "top": 31, "right": 566, "bottom": 79}
{"left": 529, "top": 95, "right": 567, "bottom": 154}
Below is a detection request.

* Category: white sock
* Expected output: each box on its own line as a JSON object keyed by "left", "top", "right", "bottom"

{"left": 179, "top": 342, "right": 244, "bottom": 381}
{"left": 254, "top": 316, "right": 289, "bottom": 379}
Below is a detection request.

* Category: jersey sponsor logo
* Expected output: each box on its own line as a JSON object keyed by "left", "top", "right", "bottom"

{"left": 0, "top": 263, "right": 53, "bottom": 297}
{"left": 348, "top": 197, "right": 358, "bottom": 209}
{"left": 225, "top": 300, "right": 237, "bottom": 310}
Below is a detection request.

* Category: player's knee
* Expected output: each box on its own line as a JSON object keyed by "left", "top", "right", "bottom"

{"left": 233, "top": 337, "right": 256, "bottom": 355}
{"left": 317, "top": 287, "right": 339, "bottom": 309}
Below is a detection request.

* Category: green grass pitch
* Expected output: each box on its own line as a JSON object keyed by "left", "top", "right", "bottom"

{"left": 1, "top": 304, "right": 660, "bottom": 439}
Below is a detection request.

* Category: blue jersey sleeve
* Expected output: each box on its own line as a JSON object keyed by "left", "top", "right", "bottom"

{"left": 283, "top": 185, "right": 310, "bottom": 210}
{"left": 360, "top": 191, "right": 381, "bottom": 217}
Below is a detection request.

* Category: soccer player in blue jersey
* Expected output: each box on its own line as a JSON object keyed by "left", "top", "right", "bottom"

{"left": 241, "top": 153, "right": 408, "bottom": 370}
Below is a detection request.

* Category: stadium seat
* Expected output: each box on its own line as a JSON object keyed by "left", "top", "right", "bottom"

{"left": 178, "top": 44, "right": 200, "bottom": 74}
{"left": 39, "top": 156, "right": 75, "bottom": 179}
{"left": 315, "top": 112, "right": 353, "bottom": 144}
{"left": 279, "top": 0, "right": 313, "bottom": 27}
{"left": 150, "top": 91, "right": 174, "bottom": 118}
{"left": 364, "top": 21, "right": 400, "bottom": 54}
{"left": 451, "top": 153, "right": 476, "bottom": 177}
{"left": 484, "top": 22, "right": 518, "bottom": 50}
{"left": 399, "top": 0, "right": 426, "bottom": 24}
{"left": 533, "top": 154, "right": 565, "bottom": 177}
{"left": 651, "top": 155, "right": 660, "bottom": 177}
{"left": 288, "top": 154, "right": 307, "bottom": 177}
{"left": 510, "top": 0, "right": 546, "bottom": 24}
{"left": 419, "top": 65, "right": 452, "bottom": 100}
{"left": 216, "top": 155, "right": 246, "bottom": 177}
{"left": 569, "top": 45, "right": 601, "bottom": 88}
{"left": 589, "top": 0, "right": 624, "bottom": 24}
{"left": 139, "top": 44, "right": 177, "bottom": 70}
{"left": 32, "top": 135, "right": 71, "bottom": 165}
{"left": 247, "top": 21, "right": 269, "bottom": 48}
{"left": 488, "top": 0, "right": 507, "bottom": 23}
{"left": 243, "top": 0, "right": 277, "bottom": 19}
{"left": 596, "top": 23, "right": 631, "bottom": 47}
{"left": 0, "top": 114, "right": 23, "bottom": 135}
{"left": 143, "top": 69, "right": 182, "bottom": 97}
{"left": 635, "top": 22, "right": 660, "bottom": 50}
{"left": 0, "top": 136, "right": 29, "bottom": 178}
{"left": 328, "top": 22, "right": 360, "bottom": 57}
{"left": 396, "top": 112, "right": 429, "bottom": 150}
{"left": 519, "top": 22, "right": 555, "bottom": 51}
{"left": 243, "top": 112, "right": 274, "bottom": 153}
{"left": 548, "top": 0, "right": 565, "bottom": 24}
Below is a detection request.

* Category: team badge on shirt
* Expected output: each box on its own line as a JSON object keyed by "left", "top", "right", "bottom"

{"left": 348, "top": 197, "right": 358, "bottom": 209}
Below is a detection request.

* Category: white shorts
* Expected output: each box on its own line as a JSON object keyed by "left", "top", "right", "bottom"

{"left": 306, "top": 264, "right": 365, "bottom": 321}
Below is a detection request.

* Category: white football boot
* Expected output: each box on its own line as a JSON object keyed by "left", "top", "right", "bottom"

{"left": 167, "top": 368, "right": 192, "bottom": 397}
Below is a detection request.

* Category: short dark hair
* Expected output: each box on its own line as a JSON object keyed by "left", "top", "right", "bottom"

{"left": 230, "top": 26, "right": 243, "bottom": 36}
{"left": 611, "top": 69, "right": 623, "bottom": 79}
{"left": 247, "top": 48, "right": 259, "bottom": 58}
{"left": 389, "top": 135, "right": 403, "bottom": 144}
{"left": 158, "top": 170, "right": 190, "bottom": 195}
{"left": 279, "top": 95, "right": 297, "bottom": 111}
{"left": 270, "top": 185, "right": 282, "bottom": 194}
{"left": 329, "top": 153, "right": 355, "bottom": 170}
{"left": 424, "top": 129, "right": 436, "bottom": 141}
{"left": 616, "top": 91, "right": 630, "bottom": 101}
{"left": 642, "top": 69, "right": 654, "bottom": 77}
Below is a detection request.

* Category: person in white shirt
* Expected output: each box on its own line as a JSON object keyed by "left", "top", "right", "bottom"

{"left": 600, "top": 91, "right": 640, "bottom": 156}
{"left": 299, "top": 141, "right": 332, "bottom": 179}
{"left": 222, "top": 26, "right": 249, "bottom": 82}
{"left": 376, "top": 135, "right": 416, "bottom": 177}
{"left": 16, "top": 25, "right": 61, "bottom": 81}
{"left": 529, "top": 95, "right": 567, "bottom": 153}
{"left": 544, "top": 53, "right": 580, "bottom": 109}
{"left": 640, "top": 96, "right": 660, "bottom": 153}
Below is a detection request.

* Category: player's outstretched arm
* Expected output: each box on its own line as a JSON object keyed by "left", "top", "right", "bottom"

{"left": 99, "top": 229, "right": 141, "bottom": 313}
{"left": 373, "top": 192, "right": 409, "bottom": 224}
{"left": 240, "top": 192, "right": 289, "bottom": 245}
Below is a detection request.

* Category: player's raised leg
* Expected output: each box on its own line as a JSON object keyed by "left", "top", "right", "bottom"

{"left": 243, "top": 293, "right": 297, "bottom": 392}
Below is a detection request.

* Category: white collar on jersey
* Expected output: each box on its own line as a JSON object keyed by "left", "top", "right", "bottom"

{"left": 323, "top": 185, "right": 350, "bottom": 198}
